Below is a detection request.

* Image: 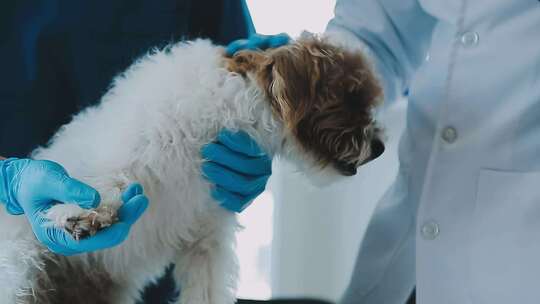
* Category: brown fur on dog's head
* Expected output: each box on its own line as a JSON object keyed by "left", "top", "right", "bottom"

{"left": 226, "top": 34, "right": 384, "bottom": 176}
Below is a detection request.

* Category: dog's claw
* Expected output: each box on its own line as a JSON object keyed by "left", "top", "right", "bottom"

{"left": 63, "top": 206, "right": 118, "bottom": 241}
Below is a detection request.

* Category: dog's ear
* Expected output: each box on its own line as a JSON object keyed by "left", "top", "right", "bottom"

{"left": 255, "top": 45, "right": 313, "bottom": 129}
{"left": 226, "top": 49, "right": 298, "bottom": 123}
{"left": 225, "top": 51, "right": 268, "bottom": 77}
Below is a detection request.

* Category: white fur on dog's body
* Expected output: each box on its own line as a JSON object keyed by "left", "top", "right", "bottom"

{"left": 0, "top": 40, "right": 288, "bottom": 304}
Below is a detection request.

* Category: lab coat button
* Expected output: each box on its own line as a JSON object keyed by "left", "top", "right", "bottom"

{"left": 421, "top": 221, "right": 440, "bottom": 240}
{"left": 461, "top": 31, "right": 479, "bottom": 47}
{"left": 442, "top": 126, "right": 458, "bottom": 143}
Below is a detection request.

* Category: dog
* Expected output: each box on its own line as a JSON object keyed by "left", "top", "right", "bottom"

{"left": 0, "top": 33, "right": 384, "bottom": 304}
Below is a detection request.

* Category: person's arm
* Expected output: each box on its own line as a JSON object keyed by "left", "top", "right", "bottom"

{"left": 0, "top": 156, "right": 5, "bottom": 160}
{"left": 324, "top": 2, "right": 435, "bottom": 303}
{"left": 325, "top": 0, "right": 437, "bottom": 103}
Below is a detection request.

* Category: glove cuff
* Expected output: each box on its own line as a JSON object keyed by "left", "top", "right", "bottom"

{"left": 0, "top": 158, "right": 24, "bottom": 215}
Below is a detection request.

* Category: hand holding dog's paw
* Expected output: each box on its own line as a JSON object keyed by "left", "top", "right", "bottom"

{"left": 41, "top": 183, "right": 148, "bottom": 253}
{"left": 46, "top": 204, "right": 119, "bottom": 241}
{"left": 0, "top": 158, "right": 148, "bottom": 255}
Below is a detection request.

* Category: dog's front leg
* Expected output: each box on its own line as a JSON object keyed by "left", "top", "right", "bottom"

{"left": 174, "top": 228, "right": 238, "bottom": 304}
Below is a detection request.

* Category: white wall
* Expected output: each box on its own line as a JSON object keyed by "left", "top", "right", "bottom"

{"left": 246, "top": 0, "right": 336, "bottom": 37}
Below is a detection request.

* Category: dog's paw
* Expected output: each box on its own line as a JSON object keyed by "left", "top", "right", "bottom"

{"left": 64, "top": 206, "right": 118, "bottom": 241}
{"left": 45, "top": 204, "right": 119, "bottom": 241}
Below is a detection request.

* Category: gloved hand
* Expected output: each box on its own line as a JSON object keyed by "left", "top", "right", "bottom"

{"left": 0, "top": 158, "right": 148, "bottom": 255}
{"left": 201, "top": 130, "right": 271, "bottom": 212}
{"left": 202, "top": 34, "right": 286, "bottom": 213}
{"left": 225, "top": 33, "right": 290, "bottom": 56}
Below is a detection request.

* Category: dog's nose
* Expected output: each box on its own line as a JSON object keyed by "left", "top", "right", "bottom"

{"left": 334, "top": 139, "right": 385, "bottom": 175}
{"left": 360, "top": 138, "right": 385, "bottom": 165}
{"left": 334, "top": 161, "right": 357, "bottom": 176}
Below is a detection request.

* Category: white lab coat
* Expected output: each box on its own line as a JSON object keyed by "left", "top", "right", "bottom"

{"left": 325, "top": 0, "right": 540, "bottom": 303}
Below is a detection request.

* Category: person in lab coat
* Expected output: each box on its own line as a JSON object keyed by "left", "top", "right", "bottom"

{"left": 202, "top": 1, "right": 540, "bottom": 303}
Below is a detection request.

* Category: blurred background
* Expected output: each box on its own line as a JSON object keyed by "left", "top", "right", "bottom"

{"left": 236, "top": 1, "right": 407, "bottom": 302}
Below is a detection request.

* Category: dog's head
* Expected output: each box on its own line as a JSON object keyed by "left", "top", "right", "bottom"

{"left": 226, "top": 34, "right": 384, "bottom": 176}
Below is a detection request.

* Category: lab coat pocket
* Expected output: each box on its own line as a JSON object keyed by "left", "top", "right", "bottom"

{"left": 470, "top": 169, "right": 540, "bottom": 304}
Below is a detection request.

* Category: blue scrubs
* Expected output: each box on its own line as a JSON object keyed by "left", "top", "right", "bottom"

{"left": 0, "top": 0, "right": 254, "bottom": 158}
{"left": 0, "top": 1, "right": 253, "bottom": 302}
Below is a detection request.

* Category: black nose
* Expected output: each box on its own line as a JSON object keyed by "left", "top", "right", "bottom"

{"left": 334, "top": 139, "right": 385, "bottom": 176}
{"left": 360, "top": 138, "right": 385, "bottom": 165}
{"left": 334, "top": 161, "right": 357, "bottom": 176}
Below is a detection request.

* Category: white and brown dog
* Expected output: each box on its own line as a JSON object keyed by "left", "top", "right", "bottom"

{"left": 0, "top": 33, "right": 383, "bottom": 304}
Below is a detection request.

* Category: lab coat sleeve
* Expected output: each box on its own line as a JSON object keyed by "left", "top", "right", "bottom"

{"left": 325, "top": 0, "right": 436, "bottom": 103}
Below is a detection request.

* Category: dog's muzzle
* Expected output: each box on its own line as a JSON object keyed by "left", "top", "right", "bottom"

{"left": 334, "top": 138, "right": 386, "bottom": 176}
{"left": 366, "top": 138, "right": 385, "bottom": 164}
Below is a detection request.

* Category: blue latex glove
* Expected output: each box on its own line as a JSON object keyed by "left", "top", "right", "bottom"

{"left": 225, "top": 33, "right": 290, "bottom": 56}
{"left": 201, "top": 130, "right": 271, "bottom": 212}
{"left": 0, "top": 158, "right": 148, "bottom": 255}
{"left": 204, "top": 34, "right": 285, "bottom": 212}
